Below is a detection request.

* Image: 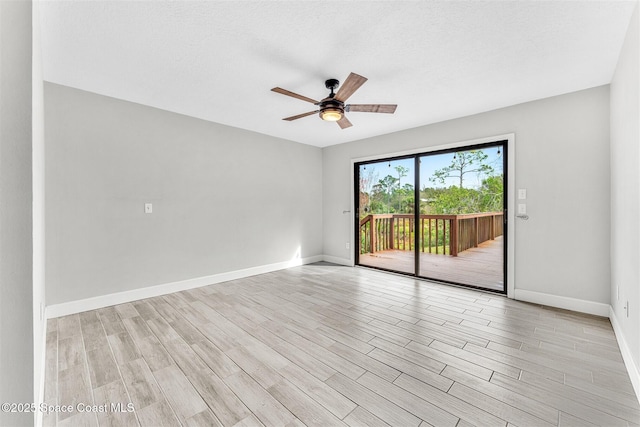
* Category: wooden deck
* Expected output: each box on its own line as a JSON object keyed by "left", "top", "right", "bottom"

{"left": 359, "top": 236, "right": 504, "bottom": 291}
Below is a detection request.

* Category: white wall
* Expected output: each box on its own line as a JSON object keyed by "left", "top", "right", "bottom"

{"left": 323, "top": 86, "right": 611, "bottom": 308}
{"left": 610, "top": 3, "right": 640, "bottom": 397}
{"left": 0, "top": 1, "right": 34, "bottom": 426}
{"left": 45, "top": 83, "right": 323, "bottom": 305}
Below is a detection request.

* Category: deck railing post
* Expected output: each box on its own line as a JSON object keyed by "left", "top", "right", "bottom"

{"left": 450, "top": 217, "right": 458, "bottom": 257}
{"left": 490, "top": 214, "right": 495, "bottom": 240}
{"left": 409, "top": 217, "right": 414, "bottom": 251}
{"left": 359, "top": 215, "right": 373, "bottom": 254}
{"left": 474, "top": 217, "right": 479, "bottom": 248}
{"left": 369, "top": 215, "right": 378, "bottom": 253}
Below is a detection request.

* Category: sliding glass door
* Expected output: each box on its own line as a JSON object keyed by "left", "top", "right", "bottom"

{"left": 356, "top": 141, "right": 506, "bottom": 293}
{"left": 418, "top": 145, "right": 504, "bottom": 290}
{"left": 357, "top": 157, "right": 415, "bottom": 274}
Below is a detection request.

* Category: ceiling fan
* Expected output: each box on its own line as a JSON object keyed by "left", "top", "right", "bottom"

{"left": 271, "top": 72, "right": 397, "bottom": 129}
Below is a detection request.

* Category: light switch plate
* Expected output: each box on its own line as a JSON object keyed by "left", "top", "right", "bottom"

{"left": 144, "top": 203, "right": 153, "bottom": 214}
{"left": 518, "top": 189, "right": 527, "bottom": 200}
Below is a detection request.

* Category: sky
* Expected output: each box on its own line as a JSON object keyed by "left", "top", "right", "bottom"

{"left": 359, "top": 145, "right": 503, "bottom": 191}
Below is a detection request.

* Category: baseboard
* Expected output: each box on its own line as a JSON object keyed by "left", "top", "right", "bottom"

{"left": 513, "top": 289, "right": 610, "bottom": 317}
{"left": 46, "top": 255, "right": 324, "bottom": 319}
{"left": 609, "top": 306, "right": 640, "bottom": 404}
{"left": 322, "top": 255, "right": 354, "bottom": 267}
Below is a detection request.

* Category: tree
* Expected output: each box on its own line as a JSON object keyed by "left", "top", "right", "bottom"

{"left": 478, "top": 175, "right": 504, "bottom": 212}
{"left": 372, "top": 175, "right": 398, "bottom": 197}
{"left": 430, "top": 150, "right": 494, "bottom": 189}
{"left": 429, "top": 186, "right": 481, "bottom": 214}
{"left": 397, "top": 183, "right": 415, "bottom": 213}
{"left": 394, "top": 165, "right": 409, "bottom": 211}
{"left": 372, "top": 175, "right": 398, "bottom": 213}
{"left": 394, "top": 165, "right": 409, "bottom": 188}
{"left": 359, "top": 167, "right": 378, "bottom": 216}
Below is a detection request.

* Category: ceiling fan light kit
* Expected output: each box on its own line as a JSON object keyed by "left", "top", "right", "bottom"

{"left": 320, "top": 107, "right": 343, "bottom": 122}
{"left": 271, "top": 72, "right": 397, "bottom": 129}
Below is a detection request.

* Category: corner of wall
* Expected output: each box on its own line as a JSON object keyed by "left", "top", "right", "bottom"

{"left": 609, "top": 0, "right": 640, "bottom": 406}
{"left": 33, "top": 1, "right": 48, "bottom": 423}
{"left": 322, "top": 255, "right": 354, "bottom": 267}
{"left": 609, "top": 306, "right": 640, "bottom": 404}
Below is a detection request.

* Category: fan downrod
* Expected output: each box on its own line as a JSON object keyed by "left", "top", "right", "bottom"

{"left": 325, "top": 79, "right": 339, "bottom": 96}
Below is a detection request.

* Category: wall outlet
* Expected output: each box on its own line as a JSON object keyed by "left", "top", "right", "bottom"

{"left": 345, "top": 242, "right": 350, "bottom": 250}
{"left": 518, "top": 204, "right": 527, "bottom": 214}
{"left": 144, "top": 203, "right": 153, "bottom": 214}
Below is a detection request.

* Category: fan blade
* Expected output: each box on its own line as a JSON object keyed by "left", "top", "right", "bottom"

{"left": 337, "top": 116, "right": 353, "bottom": 129}
{"left": 283, "top": 110, "right": 319, "bottom": 121}
{"left": 347, "top": 104, "right": 397, "bottom": 114}
{"left": 271, "top": 87, "right": 318, "bottom": 104}
{"left": 334, "top": 72, "right": 368, "bottom": 102}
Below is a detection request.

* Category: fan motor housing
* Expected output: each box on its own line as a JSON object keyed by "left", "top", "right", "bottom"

{"left": 319, "top": 98, "right": 344, "bottom": 111}
{"left": 319, "top": 98, "right": 344, "bottom": 121}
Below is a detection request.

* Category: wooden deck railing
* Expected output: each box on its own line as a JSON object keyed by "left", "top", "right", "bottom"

{"left": 360, "top": 212, "right": 503, "bottom": 257}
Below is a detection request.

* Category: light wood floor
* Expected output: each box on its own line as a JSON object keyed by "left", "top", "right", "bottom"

{"left": 359, "top": 236, "right": 504, "bottom": 291}
{"left": 44, "top": 263, "right": 640, "bottom": 426}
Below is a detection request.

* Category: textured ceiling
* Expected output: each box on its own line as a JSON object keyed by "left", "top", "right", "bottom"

{"left": 39, "top": 1, "right": 636, "bottom": 148}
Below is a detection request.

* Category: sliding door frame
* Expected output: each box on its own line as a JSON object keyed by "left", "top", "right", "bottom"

{"left": 351, "top": 133, "right": 516, "bottom": 298}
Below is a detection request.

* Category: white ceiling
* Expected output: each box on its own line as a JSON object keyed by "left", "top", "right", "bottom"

{"left": 39, "top": 1, "right": 637, "bottom": 148}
